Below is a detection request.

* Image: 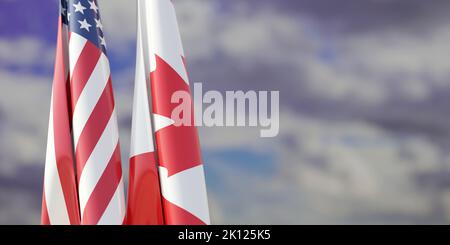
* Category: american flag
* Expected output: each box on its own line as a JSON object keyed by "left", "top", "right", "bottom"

{"left": 42, "top": 0, "right": 125, "bottom": 225}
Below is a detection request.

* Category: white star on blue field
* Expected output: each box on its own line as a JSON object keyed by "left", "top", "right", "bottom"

{"left": 67, "top": 0, "right": 107, "bottom": 53}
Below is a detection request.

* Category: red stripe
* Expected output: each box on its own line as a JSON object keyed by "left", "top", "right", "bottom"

{"left": 40, "top": 192, "right": 50, "bottom": 225}
{"left": 150, "top": 55, "right": 202, "bottom": 177}
{"left": 70, "top": 40, "right": 101, "bottom": 110}
{"left": 44, "top": 18, "right": 80, "bottom": 225}
{"left": 162, "top": 198, "right": 206, "bottom": 225}
{"left": 81, "top": 145, "right": 122, "bottom": 225}
{"left": 126, "top": 152, "right": 164, "bottom": 225}
{"left": 75, "top": 80, "right": 115, "bottom": 176}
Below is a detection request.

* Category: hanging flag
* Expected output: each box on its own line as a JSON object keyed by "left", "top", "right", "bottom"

{"left": 125, "top": 0, "right": 164, "bottom": 225}
{"left": 67, "top": 0, "right": 125, "bottom": 225}
{"left": 139, "top": 0, "right": 210, "bottom": 225}
{"left": 41, "top": 0, "right": 81, "bottom": 225}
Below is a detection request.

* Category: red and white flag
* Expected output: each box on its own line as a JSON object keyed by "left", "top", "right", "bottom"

{"left": 41, "top": 1, "right": 80, "bottom": 225}
{"left": 129, "top": 0, "right": 210, "bottom": 225}
{"left": 125, "top": 0, "right": 164, "bottom": 225}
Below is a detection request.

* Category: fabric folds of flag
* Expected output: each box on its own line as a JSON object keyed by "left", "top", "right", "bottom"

{"left": 125, "top": 0, "right": 164, "bottom": 225}
{"left": 42, "top": 0, "right": 125, "bottom": 225}
{"left": 66, "top": 0, "right": 125, "bottom": 225}
{"left": 41, "top": 0, "right": 81, "bottom": 225}
{"left": 131, "top": 0, "right": 211, "bottom": 225}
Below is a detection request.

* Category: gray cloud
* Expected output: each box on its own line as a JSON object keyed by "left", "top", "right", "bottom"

{"left": 258, "top": 0, "right": 450, "bottom": 34}
{"left": 203, "top": 111, "right": 450, "bottom": 224}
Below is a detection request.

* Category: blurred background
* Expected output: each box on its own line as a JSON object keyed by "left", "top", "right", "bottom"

{"left": 1, "top": 0, "right": 450, "bottom": 224}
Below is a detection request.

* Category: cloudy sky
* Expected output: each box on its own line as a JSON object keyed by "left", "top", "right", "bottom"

{"left": 1, "top": 0, "right": 450, "bottom": 224}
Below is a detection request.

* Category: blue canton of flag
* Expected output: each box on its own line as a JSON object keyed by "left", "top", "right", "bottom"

{"left": 60, "top": 0, "right": 69, "bottom": 25}
{"left": 67, "top": 0, "right": 107, "bottom": 54}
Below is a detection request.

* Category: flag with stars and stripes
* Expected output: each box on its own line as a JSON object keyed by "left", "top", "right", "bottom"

{"left": 41, "top": 0, "right": 126, "bottom": 225}
{"left": 126, "top": 0, "right": 210, "bottom": 225}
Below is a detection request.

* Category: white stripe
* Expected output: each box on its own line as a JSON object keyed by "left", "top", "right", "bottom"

{"left": 43, "top": 93, "right": 70, "bottom": 225}
{"left": 78, "top": 110, "right": 119, "bottom": 215}
{"left": 68, "top": 32, "right": 87, "bottom": 76}
{"left": 159, "top": 165, "right": 210, "bottom": 224}
{"left": 97, "top": 178, "right": 126, "bottom": 225}
{"left": 72, "top": 53, "right": 110, "bottom": 147}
